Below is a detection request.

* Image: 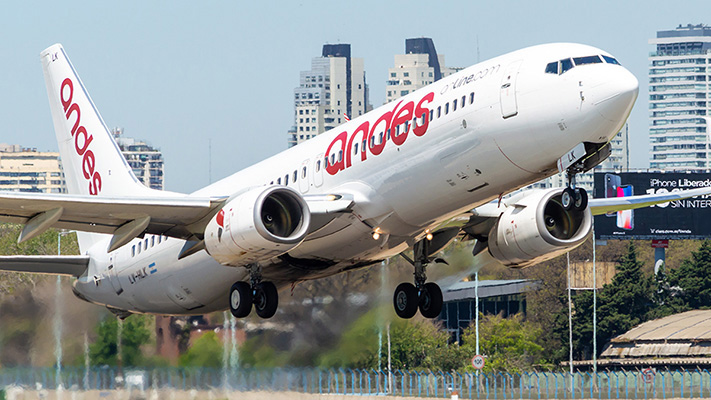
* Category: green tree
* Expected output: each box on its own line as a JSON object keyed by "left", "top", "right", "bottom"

{"left": 461, "top": 313, "right": 544, "bottom": 373}
{"left": 89, "top": 315, "right": 151, "bottom": 367}
{"left": 595, "top": 242, "right": 652, "bottom": 353}
{"left": 179, "top": 331, "right": 223, "bottom": 368}
{"left": 669, "top": 240, "right": 711, "bottom": 309}
{"left": 317, "top": 307, "right": 460, "bottom": 371}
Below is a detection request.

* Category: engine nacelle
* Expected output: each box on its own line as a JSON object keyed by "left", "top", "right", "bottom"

{"left": 488, "top": 188, "right": 592, "bottom": 268}
{"left": 204, "top": 186, "right": 310, "bottom": 266}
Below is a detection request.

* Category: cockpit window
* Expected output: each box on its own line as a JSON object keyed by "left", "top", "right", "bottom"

{"left": 602, "top": 55, "right": 620, "bottom": 65}
{"left": 545, "top": 62, "right": 558, "bottom": 74}
{"left": 573, "top": 55, "right": 602, "bottom": 66}
{"left": 546, "top": 55, "right": 620, "bottom": 75}
{"left": 560, "top": 58, "right": 574, "bottom": 74}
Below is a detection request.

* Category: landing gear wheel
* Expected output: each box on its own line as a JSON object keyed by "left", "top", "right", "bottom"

{"left": 561, "top": 187, "right": 575, "bottom": 211}
{"left": 394, "top": 282, "right": 419, "bottom": 319}
{"left": 229, "top": 282, "right": 252, "bottom": 318}
{"left": 573, "top": 188, "right": 588, "bottom": 211}
{"left": 253, "top": 281, "right": 279, "bottom": 319}
{"left": 419, "top": 282, "right": 443, "bottom": 318}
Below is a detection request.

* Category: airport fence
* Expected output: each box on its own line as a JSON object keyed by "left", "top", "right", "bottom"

{"left": 1, "top": 366, "right": 711, "bottom": 398}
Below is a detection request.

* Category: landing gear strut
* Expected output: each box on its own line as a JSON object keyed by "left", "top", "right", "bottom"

{"left": 395, "top": 238, "right": 444, "bottom": 319}
{"left": 229, "top": 263, "right": 279, "bottom": 319}
{"left": 562, "top": 167, "right": 588, "bottom": 212}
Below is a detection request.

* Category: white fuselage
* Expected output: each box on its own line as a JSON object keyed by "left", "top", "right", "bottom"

{"left": 72, "top": 43, "right": 638, "bottom": 315}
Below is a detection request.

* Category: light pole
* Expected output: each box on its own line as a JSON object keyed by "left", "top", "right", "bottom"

{"left": 55, "top": 230, "right": 74, "bottom": 391}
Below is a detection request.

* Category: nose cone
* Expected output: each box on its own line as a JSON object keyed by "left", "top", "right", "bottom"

{"left": 593, "top": 67, "right": 639, "bottom": 123}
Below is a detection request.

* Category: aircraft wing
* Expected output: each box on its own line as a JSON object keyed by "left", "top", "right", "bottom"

{"left": 587, "top": 186, "right": 711, "bottom": 215}
{"left": 0, "top": 255, "right": 90, "bottom": 277}
{"left": 0, "top": 191, "right": 226, "bottom": 241}
{"left": 0, "top": 190, "right": 355, "bottom": 254}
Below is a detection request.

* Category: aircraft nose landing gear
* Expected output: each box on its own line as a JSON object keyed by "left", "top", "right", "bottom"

{"left": 394, "top": 239, "right": 444, "bottom": 319}
{"left": 229, "top": 264, "right": 279, "bottom": 319}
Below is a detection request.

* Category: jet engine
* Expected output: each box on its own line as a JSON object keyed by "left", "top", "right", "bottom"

{"left": 488, "top": 188, "right": 592, "bottom": 267}
{"left": 204, "top": 186, "right": 310, "bottom": 266}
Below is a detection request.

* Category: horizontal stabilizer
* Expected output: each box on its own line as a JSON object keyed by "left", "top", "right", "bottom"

{"left": 0, "top": 255, "right": 90, "bottom": 277}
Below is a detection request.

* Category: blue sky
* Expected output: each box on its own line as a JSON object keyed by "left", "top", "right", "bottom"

{"left": 0, "top": 1, "right": 707, "bottom": 192}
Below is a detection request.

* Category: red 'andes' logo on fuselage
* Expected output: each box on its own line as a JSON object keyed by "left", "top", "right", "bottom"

{"left": 60, "top": 78, "right": 102, "bottom": 195}
{"left": 325, "top": 91, "right": 435, "bottom": 176}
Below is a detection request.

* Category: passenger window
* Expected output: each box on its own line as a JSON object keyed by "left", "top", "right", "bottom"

{"left": 545, "top": 62, "right": 558, "bottom": 74}
{"left": 437, "top": 106, "right": 441, "bottom": 118}
{"left": 138, "top": 242, "right": 141, "bottom": 254}
{"left": 316, "top": 160, "right": 321, "bottom": 171}
{"left": 277, "top": 177, "right": 281, "bottom": 184}
{"left": 285, "top": 174, "right": 289, "bottom": 185}
{"left": 453, "top": 99, "right": 457, "bottom": 111}
{"left": 469, "top": 92, "right": 474, "bottom": 104}
{"left": 560, "top": 58, "right": 574, "bottom": 74}
{"left": 145, "top": 238, "right": 149, "bottom": 249}
{"left": 132, "top": 245, "right": 135, "bottom": 257}
{"left": 378, "top": 132, "right": 383, "bottom": 144}
{"left": 429, "top": 109, "right": 434, "bottom": 121}
{"left": 445, "top": 103, "right": 449, "bottom": 115}
{"left": 461, "top": 96, "right": 466, "bottom": 107}
{"left": 158, "top": 235, "right": 161, "bottom": 244}
{"left": 338, "top": 150, "right": 342, "bottom": 162}
{"left": 354, "top": 143, "right": 358, "bottom": 154}
{"left": 387, "top": 128, "right": 391, "bottom": 140}
{"left": 330, "top": 154, "right": 335, "bottom": 165}
{"left": 293, "top": 170, "right": 297, "bottom": 182}
{"left": 151, "top": 236, "right": 155, "bottom": 247}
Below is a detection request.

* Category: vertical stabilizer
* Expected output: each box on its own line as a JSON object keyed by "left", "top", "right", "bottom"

{"left": 41, "top": 44, "right": 157, "bottom": 197}
{"left": 40, "top": 44, "right": 169, "bottom": 252}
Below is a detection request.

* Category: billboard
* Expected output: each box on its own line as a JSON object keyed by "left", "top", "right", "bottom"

{"left": 593, "top": 172, "right": 711, "bottom": 240}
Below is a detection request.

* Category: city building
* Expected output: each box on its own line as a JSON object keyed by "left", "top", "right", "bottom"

{"left": 527, "top": 124, "right": 630, "bottom": 193}
{"left": 649, "top": 24, "right": 711, "bottom": 170}
{"left": 385, "top": 38, "right": 461, "bottom": 104}
{"left": 438, "top": 278, "right": 538, "bottom": 343}
{"left": 287, "top": 44, "right": 371, "bottom": 147}
{"left": 112, "top": 128, "right": 165, "bottom": 190}
{"left": 0, "top": 144, "right": 65, "bottom": 193}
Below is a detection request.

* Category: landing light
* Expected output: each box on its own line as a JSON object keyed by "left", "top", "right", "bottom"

{"left": 425, "top": 229, "right": 433, "bottom": 241}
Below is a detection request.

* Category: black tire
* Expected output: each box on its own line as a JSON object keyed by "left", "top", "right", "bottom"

{"left": 573, "top": 188, "right": 588, "bottom": 211}
{"left": 229, "top": 281, "right": 252, "bottom": 318}
{"left": 419, "top": 282, "right": 443, "bottom": 318}
{"left": 561, "top": 187, "right": 575, "bottom": 211}
{"left": 254, "top": 281, "right": 279, "bottom": 319}
{"left": 393, "top": 282, "right": 418, "bottom": 319}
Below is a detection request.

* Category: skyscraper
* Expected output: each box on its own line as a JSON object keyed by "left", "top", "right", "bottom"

{"left": 649, "top": 24, "right": 711, "bottom": 170}
{"left": 287, "top": 44, "right": 371, "bottom": 147}
{"left": 112, "top": 128, "right": 165, "bottom": 190}
{"left": 385, "top": 38, "right": 461, "bottom": 104}
{"left": 0, "top": 144, "right": 65, "bottom": 193}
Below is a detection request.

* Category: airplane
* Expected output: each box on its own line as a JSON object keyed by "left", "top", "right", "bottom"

{"left": 0, "top": 42, "right": 705, "bottom": 321}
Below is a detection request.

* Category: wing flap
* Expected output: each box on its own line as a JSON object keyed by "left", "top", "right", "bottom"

{"left": 0, "top": 191, "right": 226, "bottom": 239}
{"left": 0, "top": 255, "right": 90, "bottom": 277}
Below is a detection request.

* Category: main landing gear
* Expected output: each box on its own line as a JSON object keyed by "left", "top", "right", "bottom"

{"left": 229, "top": 264, "right": 278, "bottom": 319}
{"left": 394, "top": 239, "right": 445, "bottom": 319}
{"left": 561, "top": 168, "right": 588, "bottom": 212}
